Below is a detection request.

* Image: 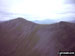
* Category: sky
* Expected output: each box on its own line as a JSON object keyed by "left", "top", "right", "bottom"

{"left": 0, "top": 0, "right": 75, "bottom": 23}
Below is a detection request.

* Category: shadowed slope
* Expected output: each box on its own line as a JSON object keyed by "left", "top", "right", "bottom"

{"left": 0, "top": 18, "right": 39, "bottom": 56}
{"left": 0, "top": 18, "right": 75, "bottom": 56}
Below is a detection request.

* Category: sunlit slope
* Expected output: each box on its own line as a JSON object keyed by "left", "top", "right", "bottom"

{"left": 0, "top": 18, "right": 75, "bottom": 56}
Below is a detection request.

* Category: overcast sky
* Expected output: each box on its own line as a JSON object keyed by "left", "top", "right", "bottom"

{"left": 0, "top": 0, "right": 75, "bottom": 22}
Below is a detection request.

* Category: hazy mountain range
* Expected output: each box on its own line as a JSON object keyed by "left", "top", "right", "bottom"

{"left": 33, "top": 19, "right": 57, "bottom": 24}
{"left": 33, "top": 17, "right": 75, "bottom": 24}
{"left": 0, "top": 18, "right": 75, "bottom": 56}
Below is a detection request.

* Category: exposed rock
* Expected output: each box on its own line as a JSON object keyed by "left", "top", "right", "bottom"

{"left": 0, "top": 18, "right": 75, "bottom": 56}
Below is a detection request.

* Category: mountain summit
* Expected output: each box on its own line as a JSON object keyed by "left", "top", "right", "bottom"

{"left": 4, "top": 17, "right": 36, "bottom": 24}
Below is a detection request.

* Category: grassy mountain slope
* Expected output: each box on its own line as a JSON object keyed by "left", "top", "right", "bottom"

{"left": 0, "top": 18, "right": 75, "bottom": 56}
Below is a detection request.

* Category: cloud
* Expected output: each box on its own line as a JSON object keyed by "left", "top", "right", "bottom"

{"left": 0, "top": 0, "right": 75, "bottom": 22}
{"left": 65, "top": 0, "right": 75, "bottom": 4}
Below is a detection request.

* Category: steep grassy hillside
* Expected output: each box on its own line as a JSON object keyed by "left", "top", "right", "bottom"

{"left": 0, "top": 18, "right": 75, "bottom": 56}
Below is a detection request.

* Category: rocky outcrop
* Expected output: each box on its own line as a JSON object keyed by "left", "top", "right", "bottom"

{"left": 0, "top": 18, "right": 75, "bottom": 56}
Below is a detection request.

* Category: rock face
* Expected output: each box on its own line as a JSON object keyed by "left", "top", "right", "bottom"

{"left": 0, "top": 18, "right": 75, "bottom": 56}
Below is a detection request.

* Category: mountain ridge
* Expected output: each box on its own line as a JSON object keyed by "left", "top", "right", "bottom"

{"left": 0, "top": 18, "right": 75, "bottom": 56}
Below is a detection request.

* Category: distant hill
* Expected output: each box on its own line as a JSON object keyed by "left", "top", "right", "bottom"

{"left": 34, "top": 19, "right": 57, "bottom": 24}
{"left": 0, "top": 18, "right": 75, "bottom": 56}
